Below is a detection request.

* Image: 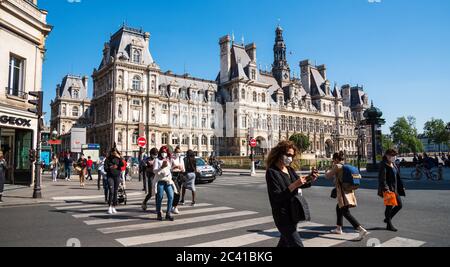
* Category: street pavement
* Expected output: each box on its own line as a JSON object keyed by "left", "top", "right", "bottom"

{"left": 1, "top": 169, "right": 450, "bottom": 247}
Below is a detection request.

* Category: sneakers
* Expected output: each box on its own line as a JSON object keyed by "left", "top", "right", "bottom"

{"left": 112, "top": 207, "right": 117, "bottom": 214}
{"left": 142, "top": 202, "right": 148, "bottom": 211}
{"left": 191, "top": 202, "right": 196, "bottom": 207}
{"left": 330, "top": 228, "right": 343, "bottom": 235}
{"left": 157, "top": 212, "right": 163, "bottom": 221}
{"left": 107, "top": 206, "right": 113, "bottom": 215}
{"left": 357, "top": 227, "right": 369, "bottom": 241}
{"left": 166, "top": 213, "right": 175, "bottom": 221}
{"left": 171, "top": 207, "right": 180, "bottom": 214}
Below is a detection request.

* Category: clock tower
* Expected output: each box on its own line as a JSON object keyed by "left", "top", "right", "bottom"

{"left": 272, "top": 25, "right": 291, "bottom": 87}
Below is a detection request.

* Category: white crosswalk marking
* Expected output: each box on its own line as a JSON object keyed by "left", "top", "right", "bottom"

{"left": 99, "top": 210, "right": 257, "bottom": 234}
{"left": 116, "top": 216, "right": 274, "bottom": 247}
{"left": 52, "top": 192, "right": 144, "bottom": 201}
{"left": 86, "top": 206, "right": 234, "bottom": 226}
{"left": 380, "top": 237, "right": 426, "bottom": 247}
{"left": 73, "top": 203, "right": 212, "bottom": 219}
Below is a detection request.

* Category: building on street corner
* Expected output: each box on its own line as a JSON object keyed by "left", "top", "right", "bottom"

{"left": 0, "top": 0, "right": 52, "bottom": 185}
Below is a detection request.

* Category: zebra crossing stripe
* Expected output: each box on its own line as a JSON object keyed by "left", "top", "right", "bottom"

{"left": 380, "top": 237, "right": 426, "bottom": 247}
{"left": 52, "top": 192, "right": 144, "bottom": 201}
{"left": 213, "top": 181, "right": 265, "bottom": 186}
{"left": 116, "top": 216, "right": 273, "bottom": 247}
{"left": 98, "top": 208, "right": 245, "bottom": 233}
{"left": 188, "top": 222, "right": 323, "bottom": 247}
{"left": 86, "top": 206, "right": 234, "bottom": 226}
{"left": 72, "top": 203, "right": 212, "bottom": 219}
{"left": 302, "top": 232, "right": 360, "bottom": 247}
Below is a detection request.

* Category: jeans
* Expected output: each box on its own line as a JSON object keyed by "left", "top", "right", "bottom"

{"left": 385, "top": 195, "right": 403, "bottom": 221}
{"left": 276, "top": 222, "right": 304, "bottom": 247}
{"left": 108, "top": 175, "right": 120, "bottom": 206}
{"left": 336, "top": 205, "right": 361, "bottom": 229}
{"left": 143, "top": 173, "right": 154, "bottom": 204}
{"left": 52, "top": 169, "right": 58, "bottom": 181}
{"left": 102, "top": 174, "right": 109, "bottom": 202}
{"left": 156, "top": 181, "right": 174, "bottom": 215}
{"left": 65, "top": 167, "right": 71, "bottom": 179}
{"left": 87, "top": 168, "right": 93, "bottom": 180}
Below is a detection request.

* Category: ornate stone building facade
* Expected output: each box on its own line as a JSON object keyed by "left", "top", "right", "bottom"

{"left": 50, "top": 74, "right": 91, "bottom": 135}
{"left": 88, "top": 25, "right": 370, "bottom": 158}
{"left": 0, "top": 0, "right": 52, "bottom": 185}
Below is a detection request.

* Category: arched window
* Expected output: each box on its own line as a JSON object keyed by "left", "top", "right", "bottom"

{"left": 261, "top": 93, "right": 266, "bottom": 103}
{"left": 133, "top": 50, "right": 141, "bottom": 64}
{"left": 161, "top": 133, "right": 168, "bottom": 145}
{"left": 210, "top": 136, "right": 216, "bottom": 146}
{"left": 241, "top": 89, "right": 246, "bottom": 100}
{"left": 72, "top": 106, "right": 79, "bottom": 117}
{"left": 132, "top": 131, "right": 139, "bottom": 144}
{"left": 182, "top": 135, "right": 189, "bottom": 145}
{"left": 118, "top": 104, "right": 123, "bottom": 118}
{"left": 201, "top": 135, "right": 207, "bottom": 146}
{"left": 234, "top": 88, "right": 238, "bottom": 100}
{"left": 132, "top": 75, "right": 141, "bottom": 91}
{"left": 201, "top": 117, "right": 207, "bottom": 128}
{"left": 172, "top": 135, "right": 179, "bottom": 145}
{"left": 192, "top": 135, "right": 198, "bottom": 145}
{"left": 253, "top": 92, "right": 257, "bottom": 102}
{"left": 118, "top": 132, "right": 123, "bottom": 144}
{"left": 172, "top": 114, "right": 178, "bottom": 126}
{"left": 72, "top": 90, "right": 79, "bottom": 99}
{"left": 192, "top": 115, "right": 198, "bottom": 128}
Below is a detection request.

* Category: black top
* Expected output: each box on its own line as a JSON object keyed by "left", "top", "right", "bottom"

{"left": 185, "top": 157, "right": 197, "bottom": 173}
{"left": 104, "top": 156, "right": 124, "bottom": 178}
{"left": 266, "top": 166, "right": 311, "bottom": 225}
{"left": 378, "top": 160, "right": 406, "bottom": 197}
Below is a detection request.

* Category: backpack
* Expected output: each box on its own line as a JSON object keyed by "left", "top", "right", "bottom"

{"left": 341, "top": 164, "right": 362, "bottom": 190}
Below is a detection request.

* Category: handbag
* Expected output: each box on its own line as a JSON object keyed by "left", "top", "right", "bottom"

{"left": 330, "top": 188, "right": 337, "bottom": 199}
{"left": 384, "top": 192, "right": 398, "bottom": 207}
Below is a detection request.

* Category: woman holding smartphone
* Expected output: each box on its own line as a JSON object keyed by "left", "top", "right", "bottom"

{"left": 266, "top": 141, "right": 319, "bottom": 247}
{"left": 153, "top": 146, "right": 178, "bottom": 221}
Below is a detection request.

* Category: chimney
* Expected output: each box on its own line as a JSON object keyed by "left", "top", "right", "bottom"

{"left": 219, "top": 35, "right": 231, "bottom": 83}
{"left": 56, "top": 84, "right": 61, "bottom": 98}
{"left": 245, "top": 43, "right": 257, "bottom": 62}
{"left": 341, "top": 84, "right": 351, "bottom": 106}
{"left": 300, "top": 60, "right": 312, "bottom": 94}
{"left": 317, "top": 64, "right": 326, "bottom": 80}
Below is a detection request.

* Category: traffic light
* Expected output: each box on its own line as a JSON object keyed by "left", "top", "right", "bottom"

{"left": 28, "top": 91, "right": 43, "bottom": 116}
{"left": 29, "top": 149, "right": 36, "bottom": 163}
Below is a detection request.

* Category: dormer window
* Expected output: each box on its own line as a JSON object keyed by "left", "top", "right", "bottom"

{"left": 72, "top": 89, "right": 79, "bottom": 99}
{"left": 251, "top": 69, "right": 256, "bottom": 80}
{"left": 132, "top": 75, "right": 141, "bottom": 91}
{"left": 133, "top": 49, "right": 141, "bottom": 64}
{"left": 72, "top": 106, "right": 79, "bottom": 117}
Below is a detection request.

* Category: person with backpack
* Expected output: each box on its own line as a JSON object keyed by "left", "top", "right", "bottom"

{"left": 141, "top": 148, "right": 158, "bottom": 211}
{"left": 105, "top": 147, "right": 124, "bottom": 214}
{"left": 378, "top": 149, "right": 406, "bottom": 232}
{"left": 265, "top": 141, "right": 319, "bottom": 247}
{"left": 325, "top": 152, "right": 369, "bottom": 240}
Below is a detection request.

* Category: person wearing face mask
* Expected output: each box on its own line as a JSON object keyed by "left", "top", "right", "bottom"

{"left": 170, "top": 147, "right": 185, "bottom": 214}
{"left": 378, "top": 149, "right": 406, "bottom": 232}
{"left": 152, "top": 146, "right": 178, "bottom": 221}
{"left": 104, "top": 147, "right": 124, "bottom": 214}
{"left": 266, "top": 141, "right": 319, "bottom": 247}
{"left": 325, "top": 152, "right": 369, "bottom": 240}
{"left": 141, "top": 148, "right": 159, "bottom": 211}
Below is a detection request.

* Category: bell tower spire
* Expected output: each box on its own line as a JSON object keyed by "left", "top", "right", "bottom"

{"left": 272, "top": 25, "right": 291, "bottom": 87}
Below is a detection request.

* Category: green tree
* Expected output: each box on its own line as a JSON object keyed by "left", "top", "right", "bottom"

{"left": 424, "top": 118, "right": 448, "bottom": 152}
{"left": 289, "top": 133, "right": 311, "bottom": 154}
{"left": 382, "top": 134, "right": 395, "bottom": 152}
{"left": 390, "top": 117, "right": 424, "bottom": 154}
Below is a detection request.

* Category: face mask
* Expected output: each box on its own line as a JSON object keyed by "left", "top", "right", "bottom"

{"left": 161, "top": 153, "right": 168, "bottom": 158}
{"left": 151, "top": 154, "right": 157, "bottom": 159}
{"left": 283, "top": 155, "right": 293, "bottom": 166}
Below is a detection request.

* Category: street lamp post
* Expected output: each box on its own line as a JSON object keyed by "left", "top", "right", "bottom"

{"left": 361, "top": 102, "right": 385, "bottom": 172}
{"left": 355, "top": 123, "right": 366, "bottom": 172}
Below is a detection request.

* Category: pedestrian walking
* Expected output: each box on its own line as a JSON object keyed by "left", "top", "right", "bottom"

{"left": 180, "top": 149, "right": 197, "bottom": 206}
{"left": 97, "top": 155, "right": 109, "bottom": 202}
{"left": 120, "top": 157, "right": 127, "bottom": 188}
{"left": 0, "top": 150, "right": 6, "bottom": 203}
{"left": 152, "top": 146, "right": 177, "bottom": 221}
{"left": 104, "top": 147, "right": 124, "bottom": 214}
{"left": 141, "top": 148, "right": 158, "bottom": 211}
{"left": 324, "top": 152, "right": 369, "bottom": 240}
{"left": 86, "top": 156, "right": 94, "bottom": 181}
{"left": 63, "top": 154, "right": 73, "bottom": 181}
{"left": 171, "top": 147, "right": 185, "bottom": 214}
{"left": 50, "top": 156, "right": 59, "bottom": 182}
{"left": 76, "top": 154, "right": 88, "bottom": 187}
{"left": 378, "top": 149, "right": 406, "bottom": 232}
{"left": 265, "top": 141, "right": 319, "bottom": 247}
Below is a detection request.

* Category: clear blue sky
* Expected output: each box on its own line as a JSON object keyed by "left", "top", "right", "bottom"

{"left": 40, "top": 0, "right": 450, "bottom": 133}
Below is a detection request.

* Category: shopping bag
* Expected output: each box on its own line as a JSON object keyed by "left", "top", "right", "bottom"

{"left": 383, "top": 192, "right": 398, "bottom": 207}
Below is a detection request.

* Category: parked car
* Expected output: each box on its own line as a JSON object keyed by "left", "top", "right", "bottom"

{"left": 195, "top": 157, "right": 216, "bottom": 184}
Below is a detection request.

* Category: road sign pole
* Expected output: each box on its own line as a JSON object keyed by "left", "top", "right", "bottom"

{"left": 251, "top": 146, "right": 256, "bottom": 176}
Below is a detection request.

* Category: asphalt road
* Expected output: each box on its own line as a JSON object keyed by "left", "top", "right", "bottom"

{"left": 1, "top": 171, "right": 449, "bottom": 247}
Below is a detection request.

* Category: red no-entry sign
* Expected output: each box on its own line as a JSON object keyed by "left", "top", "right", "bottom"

{"left": 137, "top": 137, "right": 147, "bottom": 148}
{"left": 250, "top": 139, "right": 257, "bottom": 148}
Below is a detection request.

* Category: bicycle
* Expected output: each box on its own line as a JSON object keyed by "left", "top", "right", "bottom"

{"left": 410, "top": 166, "right": 438, "bottom": 181}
